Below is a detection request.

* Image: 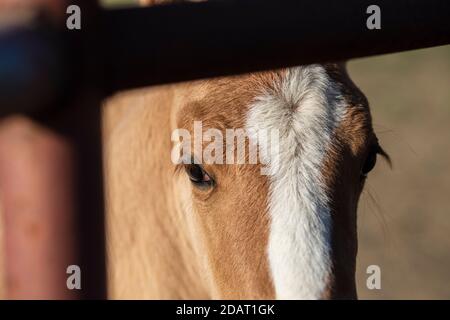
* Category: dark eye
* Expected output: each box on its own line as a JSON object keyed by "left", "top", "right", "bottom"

{"left": 361, "top": 147, "right": 378, "bottom": 178}
{"left": 185, "top": 164, "right": 214, "bottom": 188}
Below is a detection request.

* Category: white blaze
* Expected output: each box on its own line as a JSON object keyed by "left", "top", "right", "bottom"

{"left": 246, "top": 66, "right": 346, "bottom": 299}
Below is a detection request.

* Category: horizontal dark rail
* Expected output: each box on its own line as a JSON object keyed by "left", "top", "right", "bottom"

{"left": 103, "top": 0, "right": 450, "bottom": 92}
{"left": 1, "top": 0, "right": 450, "bottom": 114}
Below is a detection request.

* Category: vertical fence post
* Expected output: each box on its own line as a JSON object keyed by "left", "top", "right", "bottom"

{"left": 0, "top": 0, "right": 107, "bottom": 299}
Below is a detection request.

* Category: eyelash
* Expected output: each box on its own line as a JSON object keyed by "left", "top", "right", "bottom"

{"left": 361, "top": 143, "right": 391, "bottom": 179}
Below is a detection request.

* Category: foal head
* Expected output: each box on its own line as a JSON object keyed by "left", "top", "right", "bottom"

{"left": 171, "top": 64, "right": 386, "bottom": 299}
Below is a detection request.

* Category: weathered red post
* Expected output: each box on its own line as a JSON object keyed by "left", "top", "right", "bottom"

{"left": 0, "top": 0, "right": 106, "bottom": 299}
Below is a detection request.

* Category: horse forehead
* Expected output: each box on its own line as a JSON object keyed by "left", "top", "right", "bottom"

{"left": 175, "top": 71, "right": 286, "bottom": 129}
{"left": 175, "top": 65, "right": 371, "bottom": 150}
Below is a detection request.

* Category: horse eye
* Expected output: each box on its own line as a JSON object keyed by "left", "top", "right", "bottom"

{"left": 361, "top": 147, "right": 378, "bottom": 178}
{"left": 185, "top": 164, "right": 213, "bottom": 187}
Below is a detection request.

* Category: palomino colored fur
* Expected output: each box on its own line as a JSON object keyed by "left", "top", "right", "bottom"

{"left": 104, "top": 63, "right": 377, "bottom": 299}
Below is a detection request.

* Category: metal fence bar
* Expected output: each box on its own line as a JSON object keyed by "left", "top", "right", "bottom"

{"left": 103, "top": 0, "right": 450, "bottom": 92}
{"left": 2, "top": 0, "right": 449, "bottom": 115}
{"left": 38, "top": 0, "right": 109, "bottom": 299}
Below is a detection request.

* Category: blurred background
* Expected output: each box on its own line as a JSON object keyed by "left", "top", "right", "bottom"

{"left": 102, "top": 0, "right": 450, "bottom": 299}
{"left": 350, "top": 46, "right": 450, "bottom": 299}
